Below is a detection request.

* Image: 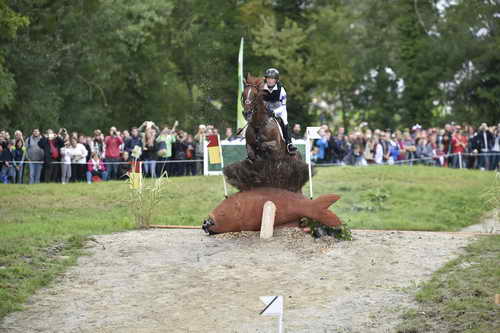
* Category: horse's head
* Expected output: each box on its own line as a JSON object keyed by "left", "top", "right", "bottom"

{"left": 242, "top": 73, "right": 264, "bottom": 120}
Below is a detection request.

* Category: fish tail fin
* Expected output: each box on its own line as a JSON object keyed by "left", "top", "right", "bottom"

{"left": 307, "top": 194, "right": 342, "bottom": 227}
{"left": 313, "top": 194, "right": 341, "bottom": 209}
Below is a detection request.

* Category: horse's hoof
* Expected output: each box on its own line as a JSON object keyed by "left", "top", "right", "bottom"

{"left": 287, "top": 144, "right": 298, "bottom": 154}
{"left": 312, "top": 226, "right": 328, "bottom": 239}
{"left": 202, "top": 218, "right": 217, "bottom": 235}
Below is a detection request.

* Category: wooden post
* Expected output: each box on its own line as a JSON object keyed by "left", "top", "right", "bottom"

{"left": 495, "top": 294, "right": 500, "bottom": 305}
{"left": 306, "top": 135, "right": 314, "bottom": 199}
{"left": 260, "top": 201, "right": 276, "bottom": 239}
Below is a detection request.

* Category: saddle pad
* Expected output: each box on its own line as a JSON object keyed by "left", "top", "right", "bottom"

{"left": 273, "top": 118, "right": 285, "bottom": 141}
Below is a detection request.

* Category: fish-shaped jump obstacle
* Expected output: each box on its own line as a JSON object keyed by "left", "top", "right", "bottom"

{"left": 202, "top": 187, "right": 342, "bottom": 235}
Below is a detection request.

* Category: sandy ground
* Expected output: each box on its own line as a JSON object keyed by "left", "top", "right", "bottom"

{"left": 0, "top": 227, "right": 480, "bottom": 333}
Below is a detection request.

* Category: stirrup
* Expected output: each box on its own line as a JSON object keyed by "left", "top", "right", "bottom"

{"left": 287, "top": 143, "right": 297, "bottom": 154}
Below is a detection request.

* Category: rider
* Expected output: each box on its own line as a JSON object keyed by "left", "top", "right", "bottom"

{"left": 262, "top": 68, "right": 297, "bottom": 154}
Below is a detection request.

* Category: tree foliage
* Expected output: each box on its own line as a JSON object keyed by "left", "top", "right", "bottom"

{"left": 0, "top": 0, "right": 498, "bottom": 134}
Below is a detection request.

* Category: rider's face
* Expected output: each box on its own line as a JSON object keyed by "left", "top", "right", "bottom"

{"left": 266, "top": 78, "right": 277, "bottom": 87}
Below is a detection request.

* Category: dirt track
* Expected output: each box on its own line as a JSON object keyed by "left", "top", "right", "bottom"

{"left": 0, "top": 229, "right": 476, "bottom": 333}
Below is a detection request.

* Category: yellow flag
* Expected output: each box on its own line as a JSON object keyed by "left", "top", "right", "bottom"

{"left": 129, "top": 172, "right": 142, "bottom": 190}
{"left": 208, "top": 146, "right": 222, "bottom": 164}
{"left": 129, "top": 161, "right": 142, "bottom": 190}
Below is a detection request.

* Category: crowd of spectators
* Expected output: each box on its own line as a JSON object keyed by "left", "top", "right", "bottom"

{"left": 0, "top": 121, "right": 216, "bottom": 184}
{"left": 0, "top": 121, "right": 498, "bottom": 184}
{"left": 309, "top": 122, "right": 500, "bottom": 171}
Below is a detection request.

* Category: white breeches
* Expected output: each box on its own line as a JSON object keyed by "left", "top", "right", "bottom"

{"left": 273, "top": 105, "right": 288, "bottom": 125}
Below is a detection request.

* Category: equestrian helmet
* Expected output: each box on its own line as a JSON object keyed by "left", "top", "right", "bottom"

{"left": 264, "top": 68, "right": 280, "bottom": 79}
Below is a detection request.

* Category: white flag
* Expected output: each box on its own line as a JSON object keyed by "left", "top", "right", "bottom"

{"left": 306, "top": 127, "right": 322, "bottom": 139}
{"left": 260, "top": 296, "right": 283, "bottom": 316}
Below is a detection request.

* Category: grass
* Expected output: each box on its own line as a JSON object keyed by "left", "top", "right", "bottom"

{"left": 0, "top": 165, "right": 495, "bottom": 319}
{"left": 397, "top": 235, "right": 500, "bottom": 333}
{"left": 316, "top": 166, "right": 493, "bottom": 231}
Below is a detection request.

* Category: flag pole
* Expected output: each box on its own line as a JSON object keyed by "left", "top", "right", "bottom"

{"left": 217, "top": 134, "right": 228, "bottom": 198}
{"left": 236, "top": 37, "right": 245, "bottom": 130}
{"left": 306, "top": 133, "right": 313, "bottom": 199}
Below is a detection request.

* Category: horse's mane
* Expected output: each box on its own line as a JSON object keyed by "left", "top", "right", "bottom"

{"left": 245, "top": 73, "right": 264, "bottom": 87}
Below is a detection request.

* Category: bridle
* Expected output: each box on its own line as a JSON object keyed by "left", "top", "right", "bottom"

{"left": 241, "top": 83, "right": 260, "bottom": 118}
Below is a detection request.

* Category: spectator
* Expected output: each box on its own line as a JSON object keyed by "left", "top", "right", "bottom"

{"left": 380, "top": 132, "right": 391, "bottom": 163}
{"left": 224, "top": 128, "right": 238, "bottom": 141}
{"left": 402, "top": 132, "right": 416, "bottom": 165}
{"left": 119, "top": 130, "right": 129, "bottom": 152}
{"left": 14, "top": 130, "right": 24, "bottom": 145}
{"left": 344, "top": 144, "right": 366, "bottom": 166}
{"left": 310, "top": 146, "right": 320, "bottom": 163}
{"left": 373, "top": 135, "right": 384, "bottom": 164}
{"left": 69, "top": 137, "right": 88, "bottom": 182}
{"left": 138, "top": 121, "right": 160, "bottom": 136}
{"left": 451, "top": 130, "right": 467, "bottom": 168}
{"left": 416, "top": 137, "right": 434, "bottom": 165}
{"left": 124, "top": 127, "right": 143, "bottom": 154}
{"left": 12, "top": 139, "right": 26, "bottom": 184}
{"left": 443, "top": 124, "right": 454, "bottom": 166}
{"left": 465, "top": 125, "right": 477, "bottom": 169}
{"left": 86, "top": 152, "right": 108, "bottom": 184}
{"left": 291, "top": 123, "right": 303, "bottom": 140}
{"left": 104, "top": 126, "right": 124, "bottom": 180}
{"left": 0, "top": 141, "right": 15, "bottom": 184}
{"left": 156, "top": 122, "right": 177, "bottom": 177}
{"left": 83, "top": 136, "right": 92, "bottom": 161}
{"left": 363, "top": 137, "right": 375, "bottom": 164}
{"left": 436, "top": 128, "right": 446, "bottom": 146}
{"left": 91, "top": 129, "right": 105, "bottom": 159}
{"left": 60, "top": 139, "right": 73, "bottom": 184}
{"left": 491, "top": 125, "right": 500, "bottom": 171}
{"left": 121, "top": 129, "right": 130, "bottom": 142}
{"left": 314, "top": 128, "right": 329, "bottom": 164}
{"left": 331, "top": 130, "right": 347, "bottom": 164}
{"left": 172, "top": 131, "right": 188, "bottom": 176}
{"left": 473, "top": 123, "right": 494, "bottom": 170}
{"left": 141, "top": 129, "right": 158, "bottom": 178}
{"left": 435, "top": 143, "right": 446, "bottom": 167}
{"left": 2, "top": 131, "right": 10, "bottom": 142}
{"left": 26, "top": 129, "right": 44, "bottom": 184}
{"left": 184, "top": 134, "right": 196, "bottom": 176}
{"left": 58, "top": 128, "right": 70, "bottom": 142}
{"left": 118, "top": 151, "right": 132, "bottom": 179}
{"left": 38, "top": 129, "right": 64, "bottom": 183}
{"left": 194, "top": 125, "right": 206, "bottom": 175}
{"left": 387, "top": 134, "right": 400, "bottom": 165}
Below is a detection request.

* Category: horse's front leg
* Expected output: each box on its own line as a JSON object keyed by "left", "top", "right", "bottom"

{"left": 246, "top": 143, "right": 256, "bottom": 161}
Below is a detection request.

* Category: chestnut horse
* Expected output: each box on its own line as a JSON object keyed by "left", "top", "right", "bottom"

{"left": 242, "top": 74, "right": 288, "bottom": 161}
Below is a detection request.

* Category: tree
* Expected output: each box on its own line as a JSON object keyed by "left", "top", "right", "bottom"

{"left": 0, "top": 0, "right": 28, "bottom": 118}
{"left": 251, "top": 14, "right": 315, "bottom": 126}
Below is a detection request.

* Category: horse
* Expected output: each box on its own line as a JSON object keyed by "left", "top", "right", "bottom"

{"left": 242, "top": 73, "right": 289, "bottom": 161}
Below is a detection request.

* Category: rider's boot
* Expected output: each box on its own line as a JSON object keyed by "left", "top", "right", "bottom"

{"left": 283, "top": 124, "right": 297, "bottom": 155}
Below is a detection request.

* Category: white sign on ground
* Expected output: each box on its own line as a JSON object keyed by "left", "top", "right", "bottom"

{"left": 260, "top": 296, "right": 284, "bottom": 333}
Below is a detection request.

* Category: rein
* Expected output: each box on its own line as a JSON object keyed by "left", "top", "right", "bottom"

{"left": 242, "top": 83, "right": 261, "bottom": 117}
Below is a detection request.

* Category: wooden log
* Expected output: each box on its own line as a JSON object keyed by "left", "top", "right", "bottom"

{"left": 149, "top": 225, "right": 201, "bottom": 229}
{"left": 260, "top": 201, "right": 276, "bottom": 239}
